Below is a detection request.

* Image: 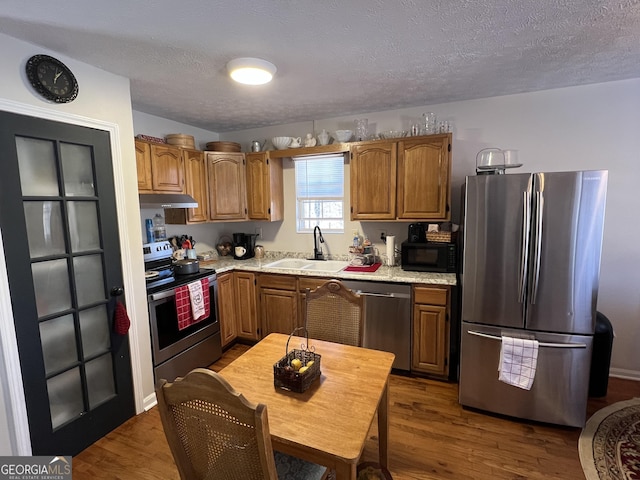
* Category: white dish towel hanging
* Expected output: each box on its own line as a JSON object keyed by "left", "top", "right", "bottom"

{"left": 498, "top": 336, "right": 539, "bottom": 390}
{"left": 187, "top": 280, "right": 206, "bottom": 320}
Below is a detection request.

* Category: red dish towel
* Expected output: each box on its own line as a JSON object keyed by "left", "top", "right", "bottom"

{"left": 175, "top": 278, "right": 210, "bottom": 331}
{"left": 114, "top": 301, "right": 131, "bottom": 335}
{"left": 343, "top": 263, "right": 382, "bottom": 273}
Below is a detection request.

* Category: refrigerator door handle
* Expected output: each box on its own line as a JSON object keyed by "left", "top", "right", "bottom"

{"left": 467, "top": 330, "right": 587, "bottom": 348}
{"left": 519, "top": 190, "right": 532, "bottom": 303}
{"left": 530, "top": 189, "right": 544, "bottom": 304}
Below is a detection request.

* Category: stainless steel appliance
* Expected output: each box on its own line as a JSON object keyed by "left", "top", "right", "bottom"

{"left": 401, "top": 241, "right": 457, "bottom": 273}
{"left": 341, "top": 279, "right": 411, "bottom": 371}
{"left": 144, "top": 242, "right": 221, "bottom": 381}
{"left": 459, "top": 170, "right": 608, "bottom": 427}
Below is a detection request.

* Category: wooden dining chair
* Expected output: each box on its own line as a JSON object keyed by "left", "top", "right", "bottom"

{"left": 156, "top": 368, "right": 327, "bottom": 480}
{"left": 305, "top": 279, "right": 364, "bottom": 347}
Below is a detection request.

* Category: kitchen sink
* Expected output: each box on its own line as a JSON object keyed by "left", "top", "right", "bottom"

{"left": 300, "top": 260, "right": 349, "bottom": 273}
{"left": 264, "top": 258, "right": 349, "bottom": 273}
{"left": 264, "top": 258, "right": 314, "bottom": 269}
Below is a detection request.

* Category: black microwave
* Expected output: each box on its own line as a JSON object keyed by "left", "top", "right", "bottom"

{"left": 401, "top": 241, "right": 457, "bottom": 273}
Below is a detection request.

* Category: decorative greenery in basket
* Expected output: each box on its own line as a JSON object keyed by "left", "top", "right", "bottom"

{"left": 273, "top": 327, "right": 321, "bottom": 393}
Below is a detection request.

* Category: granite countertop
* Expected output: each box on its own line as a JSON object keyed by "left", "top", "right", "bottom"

{"left": 200, "top": 253, "right": 457, "bottom": 286}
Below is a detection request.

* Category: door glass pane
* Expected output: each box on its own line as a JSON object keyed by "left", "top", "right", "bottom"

{"left": 79, "top": 306, "right": 111, "bottom": 358}
{"left": 61, "top": 143, "right": 95, "bottom": 196}
{"left": 40, "top": 314, "right": 78, "bottom": 375}
{"left": 47, "top": 367, "right": 84, "bottom": 430}
{"left": 32, "top": 259, "right": 71, "bottom": 317}
{"left": 16, "top": 137, "right": 59, "bottom": 196}
{"left": 86, "top": 354, "right": 115, "bottom": 409}
{"left": 68, "top": 202, "right": 100, "bottom": 252}
{"left": 24, "top": 201, "right": 65, "bottom": 257}
{"left": 74, "top": 255, "right": 105, "bottom": 307}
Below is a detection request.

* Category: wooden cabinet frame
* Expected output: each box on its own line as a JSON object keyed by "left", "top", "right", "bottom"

{"left": 411, "top": 285, "right": 450, "bottom": 378}
{"left": 350, "top": 133, "right": 451, "bottom": 221}
{"left": 245, "top": 152, "right": 284, "bottom": 221}
{"left": 135, "top": 139, "right": 184, "bottom": 193}
{"left": 206, "top": 151, "right": 247, "bottom": 221}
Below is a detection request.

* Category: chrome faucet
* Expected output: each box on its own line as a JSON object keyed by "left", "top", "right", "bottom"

{"left": 313, "top": 226, "right": 325, "bottom": 260}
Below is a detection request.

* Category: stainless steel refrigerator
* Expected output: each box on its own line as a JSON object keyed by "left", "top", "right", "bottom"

{"left": 459, "top": 170, "right": 608, "bottom": 427}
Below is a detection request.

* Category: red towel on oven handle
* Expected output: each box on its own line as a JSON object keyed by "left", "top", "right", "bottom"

{"left": 175, "top": 278, "right": 210, "bottom": 331}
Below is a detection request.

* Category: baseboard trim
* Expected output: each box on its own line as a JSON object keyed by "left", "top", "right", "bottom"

{"left": 143, "top": 392, "right": 158, "bottom": 411}
{"left": 610, "top": 367, "right": 640, "bottom": 382}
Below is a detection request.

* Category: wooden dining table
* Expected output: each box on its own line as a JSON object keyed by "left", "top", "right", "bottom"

{"left": 219, "top": 333, "right": 395, "bottom": 480}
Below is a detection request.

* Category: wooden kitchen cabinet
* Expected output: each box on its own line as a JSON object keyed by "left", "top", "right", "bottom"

{"left": 135, "top": 140, "right": 153, "bottom": 191}
{"left": 397, "top": 134, "right": 451, "bottom": 220}
{"left": 412, "top": 285, "right": 450, "bottom": 378}
{"left": 234, "top": 271, "right": 259, "bottom": 340}
{"left": 206, "top": 151, "right": 247, "bottom": 220}
{"left": 165, "top": 148, "right": 208, "bottom": 224}
{"left": 350, "top": 141, "right": 397, "bottom": 220}
{"left": 216, "top": 272, "right": 237, "bottom": 348}
{"left": 258, "top": 274, "right": 299, "bottom": 336}
{"left": 350, "top": 133, "right": 451, "bottom": 221}
{"left": 135, "top": 139, "right": 185, "bottom": 193}
{"left": 245, "top": 152, "right": 284, "bottom": 221}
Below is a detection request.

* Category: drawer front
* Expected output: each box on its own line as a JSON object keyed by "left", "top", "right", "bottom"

{"left": 414, "top": 286, "right": 448, "bottom": 305}
{"left": 258, "top": 273, "right": 297, "bottom": 291}
{"left": 298, "top": 277, "right": 329, "bottom": 292}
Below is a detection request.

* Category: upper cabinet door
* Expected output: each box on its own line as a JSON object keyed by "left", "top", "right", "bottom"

{"left": 150, "top": 144, "right": 184, "bottom": 192}
{"left": 350, "top": 141, "right": 397, "bottom": 220}
{"left": 183, "top": 148, "right": 208, "bottom": 223}
{"left": 397, "top": 133, "right": 451, "bottom": 220}
{"left": 207, "top": 152, "right": 247, "bottom": 220}
{"left": 246, "top": 152, "right": 284, "bottom": 221}
{"left": 135, "top": 140, "right": 153, "bottom": 192}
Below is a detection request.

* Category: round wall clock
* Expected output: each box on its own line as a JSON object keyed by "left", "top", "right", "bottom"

{"left": 26, "top": 54, "right": 79, "bottom": 103}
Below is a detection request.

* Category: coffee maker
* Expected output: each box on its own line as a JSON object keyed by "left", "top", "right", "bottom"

{"left": 232, "top": 233, "right": 257, "bottom": 260}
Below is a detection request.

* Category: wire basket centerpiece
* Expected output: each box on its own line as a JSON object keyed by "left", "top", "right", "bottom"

{"left": 273, "top": 327, "right": 321, "bottom": 393}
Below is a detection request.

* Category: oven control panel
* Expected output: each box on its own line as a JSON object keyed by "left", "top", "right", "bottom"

{"left": 143, "top": 241, "right": 173, "bottom": 262}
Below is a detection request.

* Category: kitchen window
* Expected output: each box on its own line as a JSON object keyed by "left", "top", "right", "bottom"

{"left": 294, "top": 154, "right": 344, "bottom": 233}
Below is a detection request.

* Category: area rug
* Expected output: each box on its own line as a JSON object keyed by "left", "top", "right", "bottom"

{"left": 579, "top": 397, "right": 640, "bottom": 479}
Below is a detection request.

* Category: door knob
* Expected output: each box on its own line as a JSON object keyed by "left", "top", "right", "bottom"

{"left": 110, "top": 286, "right": 124, "bottom": 297}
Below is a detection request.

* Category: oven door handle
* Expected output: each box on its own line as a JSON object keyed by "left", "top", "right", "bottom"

{"left": 148, "top": 274, "right": 217, "bottom": 302}
{"left": 150, "top": 290, "right": 176, "bottom": 301}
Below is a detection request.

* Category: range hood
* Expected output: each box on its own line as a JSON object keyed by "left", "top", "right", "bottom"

{"left": 139, "top": 193, "right": 198, "bottom": 209}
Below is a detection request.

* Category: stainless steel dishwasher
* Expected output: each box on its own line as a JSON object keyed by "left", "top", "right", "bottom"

{"left": 341, "top": 279, "right": 412, "bottom": 371}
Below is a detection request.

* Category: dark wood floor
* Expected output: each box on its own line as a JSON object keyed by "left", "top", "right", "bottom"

{"left": 72, "top": 343, "right": 640, "bottom": 479}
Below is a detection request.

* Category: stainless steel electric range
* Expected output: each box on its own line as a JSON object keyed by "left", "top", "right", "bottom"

{"left": 143, "top": 241, "right": 221, "bottom": 382}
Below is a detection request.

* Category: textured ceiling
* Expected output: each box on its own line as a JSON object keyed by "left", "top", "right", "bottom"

{"left": 1, "top": 0, "right": 639, "bottom": 132}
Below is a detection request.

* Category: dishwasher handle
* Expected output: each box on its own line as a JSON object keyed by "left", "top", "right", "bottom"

{"left": 355, "top": 290, "right": 411, "bottom": 299}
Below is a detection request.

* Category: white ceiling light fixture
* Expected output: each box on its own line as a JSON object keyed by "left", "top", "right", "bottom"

{"left": 227, "top": 57, "right": 277, "bottom": 85}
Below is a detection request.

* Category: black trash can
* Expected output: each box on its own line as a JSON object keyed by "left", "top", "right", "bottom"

{"left": 589, "top": 311, "right": 614, "bottom": 397}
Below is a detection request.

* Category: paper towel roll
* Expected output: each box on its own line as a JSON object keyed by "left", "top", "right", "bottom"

{"left": 386, "top": 235, "right": 396, "bottom": 266}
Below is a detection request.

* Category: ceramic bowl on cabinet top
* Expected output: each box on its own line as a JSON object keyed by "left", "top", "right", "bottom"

{"left": 378, "top": 130, "right": 408, "bottom": 139}
{"left": 271, "top": 136, "right": 292, "bottom": 150}
{"left": 334, "top": 130, "right": 353, "bottom": 142}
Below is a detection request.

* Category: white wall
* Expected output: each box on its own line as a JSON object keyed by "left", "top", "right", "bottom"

{"left": 221, "top": 80, "right": 640, "bottom": 378}
{"left": 0, "top": 33, "right": 152, "bottom": 454}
